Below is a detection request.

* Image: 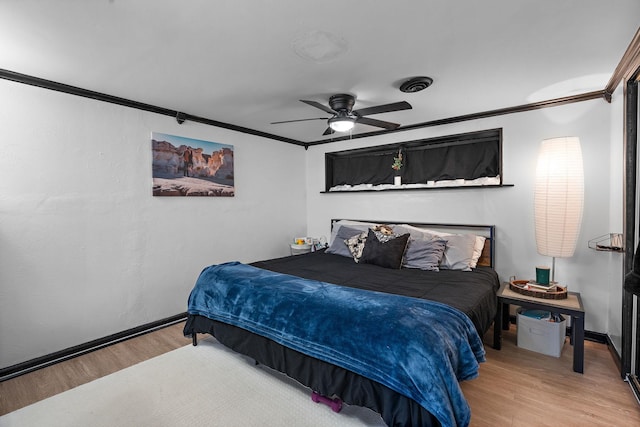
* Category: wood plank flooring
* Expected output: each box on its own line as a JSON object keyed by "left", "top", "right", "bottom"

{"left": 464, "top": 327, "right": 640, "bottom": 426}
{"left": 0, "top": 322, "right": 190, "bottom": 416}
{"left": 1, "top": 321, "right": 639, "bottom": 426}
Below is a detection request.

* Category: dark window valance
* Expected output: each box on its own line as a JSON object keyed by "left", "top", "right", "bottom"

{"left": 325, "top": 128, "right": 502, "bottom": 191}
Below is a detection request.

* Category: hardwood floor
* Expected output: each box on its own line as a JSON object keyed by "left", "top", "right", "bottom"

{"left": 0, "top": 322, "right": 191, "bottom": 416}
{"left": 464, "top": 327, "right": 640, "bottom": 426}
{"left": 1, "top": 321, "right": 639, "bottom": 426}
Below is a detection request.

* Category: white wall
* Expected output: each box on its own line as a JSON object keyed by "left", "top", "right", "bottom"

{"left": 0, "top": 80, "right": 307, "bottom": 369}
{"left": 306, "top": 97, "right": 619, "bottom": 334}
{"left": 0, "top": 77, "right": 625, "bottom": 368}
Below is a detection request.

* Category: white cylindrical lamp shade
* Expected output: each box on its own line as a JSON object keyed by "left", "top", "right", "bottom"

{"left": 534, "top": 137, "right": 584, "bottom": 258}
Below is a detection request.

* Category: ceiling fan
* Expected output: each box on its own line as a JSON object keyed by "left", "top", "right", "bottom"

{"left": 271, "top": 94, "right": 412, "bottom": 136}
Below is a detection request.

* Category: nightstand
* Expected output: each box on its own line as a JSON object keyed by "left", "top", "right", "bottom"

{"left": 290, "top": 243, "right": 311, "bottom": 255}
{"left": 493, "top": 282, "right": 586, "bottom": 373}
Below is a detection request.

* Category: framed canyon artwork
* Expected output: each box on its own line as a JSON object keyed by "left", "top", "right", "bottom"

{"left": 151, "top": 132, "right": 234, "bottom": 197}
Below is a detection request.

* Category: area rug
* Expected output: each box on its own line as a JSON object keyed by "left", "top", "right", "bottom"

{"left": 0, "top": 338, "right": 385, "bottom": 427}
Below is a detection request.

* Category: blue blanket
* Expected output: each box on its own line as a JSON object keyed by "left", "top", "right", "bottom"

{"left": 187, "top": 262, "right": 485, "bottom": 427}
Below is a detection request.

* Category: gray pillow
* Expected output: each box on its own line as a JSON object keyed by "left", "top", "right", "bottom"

{"left": 440, "top": 234, "right": 477, "bottom": 271}
{"left": 326, "top": 226, "right": 364, "bottom": 258}
{"left": 403, "top": 238, "right": 447, "bottom": 271}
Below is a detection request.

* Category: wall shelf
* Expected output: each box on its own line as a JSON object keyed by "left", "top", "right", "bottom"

{"left": 320, "top": 184, "right": 515, "bottom": 194}
{"left": 588, "top": 233, "right": 624, "bottom": 252}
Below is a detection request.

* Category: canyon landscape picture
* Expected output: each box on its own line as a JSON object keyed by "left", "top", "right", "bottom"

{"left": 151, "top": 132, "right": 234, "bottom": 197}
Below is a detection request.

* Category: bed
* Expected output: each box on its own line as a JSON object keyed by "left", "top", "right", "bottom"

{"left": 184, "top": 220, "right": 500, "bottom": 427}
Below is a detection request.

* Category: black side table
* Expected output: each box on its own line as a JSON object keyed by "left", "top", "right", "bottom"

{"left": 493, "top": 282, "right": 586, "bottom": 373}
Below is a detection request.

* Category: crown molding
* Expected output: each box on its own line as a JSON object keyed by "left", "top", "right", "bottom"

{"left": 606, "top": 26, "right": 640, "bottom": 96}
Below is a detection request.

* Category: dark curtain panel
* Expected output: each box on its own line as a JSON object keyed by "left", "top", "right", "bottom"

{"left": 325, "top": 129, "right": 501, "bottom": 189}
{"left": 330, "top": 151, "right": 397, "bottom": 186}
{"left": 404, "top": 140, "right": 500, "bottom": 183}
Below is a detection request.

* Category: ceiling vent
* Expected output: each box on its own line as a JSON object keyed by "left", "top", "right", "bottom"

{"left": 399, "top": 76, "right": 433, "bottom": 93}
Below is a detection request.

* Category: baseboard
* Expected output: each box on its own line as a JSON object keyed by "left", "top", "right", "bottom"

{"left": 583, "top": 330, "right": 608, "bottom": 344}
{"left": 0, "top": 312, "right": 187, "bottom": 382}
{"left": 605, "top": 334, "right": 623, "bottom": 377}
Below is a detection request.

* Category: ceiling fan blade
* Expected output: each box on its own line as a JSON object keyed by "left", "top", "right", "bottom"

{"left": 300, "top": 99, "right": 336, "bottom": 114}
{"left": 356, "top": 116, "right": 400, "bottom": 130}
{"left": 354, "top": 101, "right": 412, "bottom": 117}
{"left": 322, "top": 127, "right": 335, "bottom": 136}
{"left": 270, "top": 117, "right": 327, "bottom": 124}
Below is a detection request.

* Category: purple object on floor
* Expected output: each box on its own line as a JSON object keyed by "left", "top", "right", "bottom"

{"left": 311, "top": 391, "right": 343, "bottom": 413}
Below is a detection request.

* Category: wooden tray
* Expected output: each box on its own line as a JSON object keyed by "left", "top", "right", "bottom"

{"left": 509, "top": 279, "right": 568, "bottom": 300}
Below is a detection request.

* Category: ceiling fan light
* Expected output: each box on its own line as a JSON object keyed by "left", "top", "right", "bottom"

{"left": 328, "top": 115, "right": 355, "bottom": 132}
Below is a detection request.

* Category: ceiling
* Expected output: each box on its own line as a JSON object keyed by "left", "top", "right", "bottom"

{"left": 1, "top": 1, "right": 639, "bottom": 146}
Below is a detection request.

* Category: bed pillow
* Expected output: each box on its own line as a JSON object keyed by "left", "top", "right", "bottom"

{"left": 372, "top": 227, "right": 399, "bottom": 243}
{"left": 329, "top": 220, "right": 379, "bottom": 247}
{"left": 345, "top": 226, "right": 403, "bottom": 263}
{"left": 403, "top": 238, "right": 447, "bottom": 271}
{"left": 440, "top": 234, "right": 477, "bottom": 271}
{"left": 394, "top": 225, "right": 440, "bottom": 242}
{"left": 345, "top": 231, "right": 368, "bottom": 262}
{"left": 360, "top": 229, "right": 410, "bottom": 269}
{"left": 397, "top": 224, "right": 486, "bottom": 268}
{"left": 469, "top": 236, "right": 487, "bottom": 268}
{"left": 326, "top": 226, "right": 364, "bottom": 257}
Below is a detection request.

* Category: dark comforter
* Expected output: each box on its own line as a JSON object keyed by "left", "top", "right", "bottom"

{"left": 187, "top": 261, "right": 486, "bottom": 427}
{"left": 252, "top": 250, "right": 500, "bottom": 336}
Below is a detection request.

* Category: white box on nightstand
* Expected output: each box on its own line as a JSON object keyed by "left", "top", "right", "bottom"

{"left": 516, "top": 309, "right": 566, "bottom": 357}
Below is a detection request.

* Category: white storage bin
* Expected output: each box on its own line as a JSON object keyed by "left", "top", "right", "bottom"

{"left": 516, "top": 308, "right": 566, "bottom": 357}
